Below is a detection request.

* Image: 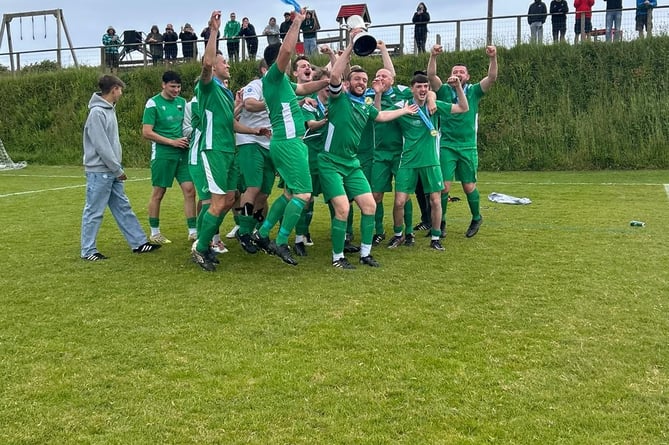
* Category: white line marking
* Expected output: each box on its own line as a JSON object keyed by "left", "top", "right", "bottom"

{"left": 0, "top": 178, "right": 150, "bottom": 199}
{"left": 479, "top": 181, "right": 664, "bottom": 186}
{"left": 665, "top": 184, "right": 669, "bottom": 200}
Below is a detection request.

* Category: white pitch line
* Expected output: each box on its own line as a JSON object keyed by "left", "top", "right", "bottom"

{"left": 0, "top": 178, "right": 149, "bottom": 199}
{"left": 665, "top": 184, "right": 669, "bottom": 200}
{"left": 479, "top": 181, "right": 665, "bottom": 186}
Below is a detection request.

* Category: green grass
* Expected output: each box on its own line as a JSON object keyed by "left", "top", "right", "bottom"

{"left": 1, "top": 166, "right": 668, "bottom": 444}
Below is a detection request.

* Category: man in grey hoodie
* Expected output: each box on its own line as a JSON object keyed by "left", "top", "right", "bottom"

{"left": 81, "top": 75, "right": 160, "bottom": 261}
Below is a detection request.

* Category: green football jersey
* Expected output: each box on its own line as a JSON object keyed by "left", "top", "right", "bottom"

{"left": 436, "top": 83, "right": 484, "bottom": 149}
{"left": 142, "top": 93, "right": 186, "bottom": 161}
{"left": 301, "top": 99, "right": 327, "bottom": 172}
{"left": 397, "top": 100, "right": 451, "bottom": 168}
{"left": 196, "top": 78, "right": 235, "bottom": 153}
{"left": 374, "top": 85, "right": 411, "bottom": 157}
{"left": 322, "top": 92, "right": 379, "bottom": 165}
{"left": 262, "top": 63, "right": 305, "bottom": 141}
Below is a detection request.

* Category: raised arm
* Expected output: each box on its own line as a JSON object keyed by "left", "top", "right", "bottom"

{"left": 480, "top": 45, "right": 498, "bottom": 93}
{"left": 427, "top": 44, "right": 444, "bottom": 91}
{"left": 201, "top": 10, "right": 221, "bottom": 86}
{"left": 276, "top": 9, "right": 306, "bottom": 73}
{"left": 447, "top": 77, "right": 469, "bottom": 114}
{"left": 329, "top": 39, "right": 354, "bottom": 94}
{"left": 377, "top": 40, "right": 396, "bottom": 77}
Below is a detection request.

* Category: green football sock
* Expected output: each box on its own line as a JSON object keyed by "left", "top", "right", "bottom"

{"left": 197, "top": 203, "right": 210, "bottom": 234}
{"left": 346, "top": 205, "right": 354, "bottom": 236}
{"left": 404, "top": 199, "right": 414, "bottom": 235}
{"left": 441, "top": 192, "right": 449, "bottom": 223}
{"left": 186, "top": 217, "right": 197, "bottom": 230}
{"left": 305, "top": 200, "right": 314, "bottom": 228}
{"left": 467, "top": 188, "right": 481, "bottom": 220}
{"left": 332, "top": 218, "right": 347, "bottom": 255}
{"left": 374, "top": 200, "right": 384, "bottom": 234}
{"left": 196, "top": 210, "right": 221, "bottom": 252}
{"left": 276, "top": 197, "right": 306, "bottom": 245}
{"left": 259, "top": 194, "right": 289, "bottom": 238}
{"left": 360, "top": 213, "right": 374, "bottom": 246}
{"left": 295, "top": 206, "right": 309, "bottom": 237}
{"left": 149, "top": 217, "right": 159, "bottom": 229}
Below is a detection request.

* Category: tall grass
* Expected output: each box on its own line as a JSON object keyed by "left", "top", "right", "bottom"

{"left": 1, "top": 38, "right": 669, "bottom": 169}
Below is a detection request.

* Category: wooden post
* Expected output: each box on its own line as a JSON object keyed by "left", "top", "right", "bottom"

{"left": 455, "top": 21, "right": 460, "bottom": 52}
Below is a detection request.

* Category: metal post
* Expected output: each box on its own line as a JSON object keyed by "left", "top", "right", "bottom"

{"left": 455, "top": 21, "right": 460, "bottom": 52}
{"left": 487, "top": 0, "right": 493, "bottom": 45}
{"left": 517, "top": 16, "right": 522, "bottom": 45}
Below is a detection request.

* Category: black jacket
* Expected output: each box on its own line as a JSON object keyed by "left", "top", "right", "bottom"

{"left": 528, "top": 1, "right": 548, "bottom": 24}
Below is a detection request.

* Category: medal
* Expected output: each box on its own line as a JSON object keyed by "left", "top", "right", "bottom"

{"left": 365, "top": 97, "right": 373, "bottom": 105}
{"left": 431, "top": 129, "right": 438, "bottom": 137}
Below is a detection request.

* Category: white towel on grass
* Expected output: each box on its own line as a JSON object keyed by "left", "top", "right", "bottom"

{"left": 488, "top": 192, "right": 532, "bottom": 205}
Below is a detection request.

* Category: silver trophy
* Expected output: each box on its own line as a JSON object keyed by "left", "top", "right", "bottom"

{"left": 342, "top": 15, "right": 377, "bottom": 56}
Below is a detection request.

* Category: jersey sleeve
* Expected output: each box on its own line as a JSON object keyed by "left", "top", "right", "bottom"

{"left": 142, "top": 98, "right": 157, "bottom": 126}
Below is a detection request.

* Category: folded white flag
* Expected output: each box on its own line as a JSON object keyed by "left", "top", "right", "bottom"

{"left": 488, "top": 192, "right": 532, "bottom": 205}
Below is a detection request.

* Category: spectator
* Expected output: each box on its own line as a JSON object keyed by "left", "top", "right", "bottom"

{"left": 81, "top": 75, "right": 161, "bottom": 261}
{"left": 201, "top": 20, "right": 220, "bottom": 52}
{"left": 636, "top": 0, "right": 657, "bottom": 38}
{"left": 412, "top": 2, "right": 430, "bottom": 53}
{"left": 239, "top": 17, "right": 259, "bottom": 60}
{"left": 279, "top": 12, "right": 292, "bottom": 41}
{"left": 163, "top": 24, "right": 178, "bottom": 63}
{"left": 528, "top": 0, "right": 548, "bottom": 44}
{"left": 549, "top": 0, "right": 569, "bottom": 43}
{"left": 145, "top": 25, "right": 164, "bottom": 65}
{"left": 574, "top": 0, "right": 595, "bottom": 43}
{"left": 301, "top": 11, "right": 319, "bottom": 55}
{"left": 605, "top": 0, "right": 624, "bottom": 42}
{"left": 102, "top": 25, "right": 121, "bottom": 73}
{"left": 179, "top": 23, "right": 198, "bottom": 60}
{"left": 224, "top": 12, "right": 241, "bottom": 63}
{"left": 263, "top": 17, "right": 281, "bottom": 45}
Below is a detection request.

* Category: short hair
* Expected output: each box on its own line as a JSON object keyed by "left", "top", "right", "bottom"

{"left": 411, "top": 73, "right": 429, "bottom": 85}
{"left": 293, "top": 55, "right": 310, "bottom": 72}
{"left": 98, "top": 74, "right": 125, "bottom": 94}
{"left": 312, "top": 68, "right": 330, "bottom": 81}
{"left": 257, "top": 59, "right": 268, "bottom": 76}
{"left": 162, "top": 70, "right": 182, "bottom": 84}
{"left": 263, "top": 43, "right": 281, "bottom": 66}
{"left": 347, "top": 65, "right": 366, "bottom": 82}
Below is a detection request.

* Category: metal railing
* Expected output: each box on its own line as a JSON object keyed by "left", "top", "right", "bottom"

{"left": 1, "top": 6, "right": 667, "bottom": 75}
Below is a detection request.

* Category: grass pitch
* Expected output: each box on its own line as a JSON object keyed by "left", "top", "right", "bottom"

{"left": 0, "top": 166, "right": 667, "bottom": 444}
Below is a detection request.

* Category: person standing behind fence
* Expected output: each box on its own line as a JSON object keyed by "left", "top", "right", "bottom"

{"left": 301, "top": 11, "right": 319, "bottom": 55}
{"left": 604, "top": 0, "right": 624, "bottom": 42}
{"left": 574, "top": 0, "right": 595, "bottom": 43}
{"left": 528, "top": 0, "right": 548, "bottom": 44}
{"left": 201, "top": 20, "right": 220, "bottom": 52}
{"left": 81, "top": 75, "right": 161, "bottom": 261}
{"left": 279, "top": 12, "right": 293, "bottom": 41}
{"left": 636, "top": 0, "right": 657, "bottom": 38}
{"left": 239, "top": 17, "right": 259, "bottom": 60}
{"left": 179, "top": 23, "right": 198, "bottom": 60}
{"left": 264, "top": 17, "right": 281, "bottom": 45}
{"left": 102, "top": 26, "right": 121, "bottom": 73}
{"left": 549, "top": 0, "right": 569, "bottom": 43}
{"left": 412, "top": 3, "right": 430, "bottom": 53}
{"left": 163, "top": 24, "right": 179, "bottom": 63}
{"left": 145, "top": 25, "right": 164, "bottom": 65}
{"left": 224, "top": 12, "right": 241, "bottom": 63}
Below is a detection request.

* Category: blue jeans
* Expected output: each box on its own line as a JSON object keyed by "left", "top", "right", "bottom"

{"left": 303, "top": 37, "right": 317, "bottom": 55}
{"left": 605, "top": 10, "right": 622, "bottom": 41}
{"left": 80, "top": 172, "right": 147, "bottom": 257}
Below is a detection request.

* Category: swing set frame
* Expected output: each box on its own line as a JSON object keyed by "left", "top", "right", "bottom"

{"left": 0, "top": 9, "right": 78, "bottom": 73}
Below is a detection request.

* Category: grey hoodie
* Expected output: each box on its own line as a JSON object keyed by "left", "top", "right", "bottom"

{"left": 83, "top": 92, "right": 123, "bottom": 177}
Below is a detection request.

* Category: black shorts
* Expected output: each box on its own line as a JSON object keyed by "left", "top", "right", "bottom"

{"left": 574, "top": 18, "right": 593, "bottom": 33}
{"left": 105, "top": 52, "right": 119, "bottom": 68}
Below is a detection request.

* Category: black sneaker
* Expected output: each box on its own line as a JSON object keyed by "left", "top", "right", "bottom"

{"left": 332, "top": 257, "right": 356, "bottom": 269}
{"left": 304, "top": 232, "right": 314, "bottom": 246}
{"left": 413, "top": 221, "right": 431, "bottom": 231}
{"left": 359, "top": 255, "right": 380, "bottom": 267}
{"left": 294, "top": 241, "right": 307, "bottom": 256}
{"left": 372, "top": 233, "right": 386, "bottom": 246}
{"left": 191, "top": 248, "right": 216, "bottom": 271}
{"left": 430, "top": 239, "right": 445, "bottom": 251}
{"left": 404, "top": 233, "right": 415, "bottom": 246}
{"left": 82, "top": 252, "right": 108, "bottom": 261}
{"left": 206, "top": 249, "right": 220, "bottom": 264}
{"left": 344, "top": 240, "right": 360, "bottom": 253}
{"left": 274, "top": 242, "right": 298, "bottom": 265}
{"left": 252, "top": 232, "right": 273, "bottom": 254}
{"left": 465, "top": 216, "right": 483, "bottom": 238}
{"left": 133, "top": 242, "right": 161, "bottom": 254}
{"left": 387, "top": 235, "right": 404, "bottom": 248}
{"left": 238, "top": 233, "right": 258, "bottom": 254}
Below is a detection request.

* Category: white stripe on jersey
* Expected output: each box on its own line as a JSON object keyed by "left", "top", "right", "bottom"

{"left": 323, "top": 122, "right": 335, "bottom": 153}
{"left": 281, "top": 102, "right": 296, "bottom": 139}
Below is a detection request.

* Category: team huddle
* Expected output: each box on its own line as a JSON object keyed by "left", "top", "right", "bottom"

{"left": 83, "top": 8, "right": 498, "bottom": 270}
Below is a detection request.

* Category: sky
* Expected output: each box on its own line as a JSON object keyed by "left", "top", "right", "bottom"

{"left": 0, "top": 0, "right": 520, "bottom": 66}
